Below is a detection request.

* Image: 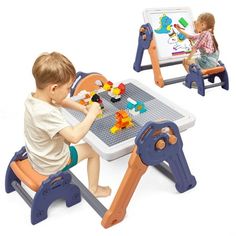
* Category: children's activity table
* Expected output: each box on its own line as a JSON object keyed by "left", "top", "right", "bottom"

{"left": 62, "top": 79, "right": 195, "bottom": 161}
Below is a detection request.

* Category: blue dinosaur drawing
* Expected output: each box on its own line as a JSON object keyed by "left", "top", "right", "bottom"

{"left": 154, "top": 14, "right": 172, "bottom": 34}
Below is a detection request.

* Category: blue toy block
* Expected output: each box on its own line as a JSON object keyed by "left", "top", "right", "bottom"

{"left": 135, "top": 121, "right": 196, "bottom": 193}
{"left": 126, "top": 102, "right": 135, "bottom": 110}
{"left": 135, "top": 101, "right": 147, "bottom": 113}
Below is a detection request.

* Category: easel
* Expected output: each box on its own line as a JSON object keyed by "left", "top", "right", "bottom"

{"left": 133, "top": 23, "right": 229, "bottom": 96}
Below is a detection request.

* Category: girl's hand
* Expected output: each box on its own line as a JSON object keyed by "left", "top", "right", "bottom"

{"left": 174, "top": 24, "right": 184, "bottom": 31}
{"left": 174, "top": 24, "right": 181, "bottom": 31}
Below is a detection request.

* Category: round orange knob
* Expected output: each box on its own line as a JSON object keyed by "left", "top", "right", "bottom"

{"left": 140, "top": 27, "right": 145, "bottom": 33}
{"left": 155, "top": 139, "right": 166, "bottom": 150}
{"left": 168, "top": 135, "right": 177, "bottom": 145}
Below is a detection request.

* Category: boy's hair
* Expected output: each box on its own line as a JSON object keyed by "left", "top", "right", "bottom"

{"left": 32, "top": 52, "right": 76, "bottom": 89}
{"left": 198, "top": 12, "right": 219, "bottom": 51}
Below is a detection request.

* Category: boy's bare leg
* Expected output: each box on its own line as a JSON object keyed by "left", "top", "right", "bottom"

{"left": 74, "top": 143, "right": 111, "bottom": 197}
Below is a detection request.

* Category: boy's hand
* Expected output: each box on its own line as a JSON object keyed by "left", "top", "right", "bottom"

{"left": 81, "top": 105, "right": 88, "bottom": 115}
{"left": 87, "top": 102, "right": 102, "bottom": 120}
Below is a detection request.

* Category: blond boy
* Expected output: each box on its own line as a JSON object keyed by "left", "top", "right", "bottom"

{"left": 24, "top": 52, "right": 111, "bottom": 197}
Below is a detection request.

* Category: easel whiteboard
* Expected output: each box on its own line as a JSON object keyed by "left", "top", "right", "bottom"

{"left": 143, "top": 8, "right": 195, "bottom": 65}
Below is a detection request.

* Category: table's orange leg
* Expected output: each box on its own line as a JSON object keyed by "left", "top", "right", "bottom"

{"left": 101, "top": 146, "right": 148, "bottom": 228}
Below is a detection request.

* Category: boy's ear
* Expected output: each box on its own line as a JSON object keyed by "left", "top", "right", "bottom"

{"left": 49, "top": 84, "right": 58, "bottom": 93}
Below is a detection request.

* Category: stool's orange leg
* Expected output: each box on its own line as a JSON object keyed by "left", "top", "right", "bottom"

{"left": 101, "top": 146, "right": 148, "bottom": 228}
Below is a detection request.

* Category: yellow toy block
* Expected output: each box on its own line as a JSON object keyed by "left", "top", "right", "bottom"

{"left": 112, "top": 88, "right": 121, "bottom": 95}
{"left": 110, "top": 126, "right": 120, "bottom": 134}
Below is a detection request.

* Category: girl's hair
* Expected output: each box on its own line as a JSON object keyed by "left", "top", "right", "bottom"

{"left": 32, "top": 52, "right": 76, "bottom": 89}
{"left": 198, "top": 12, "right": 219, "bottom": 51}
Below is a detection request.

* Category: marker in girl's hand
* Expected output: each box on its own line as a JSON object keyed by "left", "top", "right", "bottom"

{"left": 174, "top": 24, "right": 185, "bottom": 30}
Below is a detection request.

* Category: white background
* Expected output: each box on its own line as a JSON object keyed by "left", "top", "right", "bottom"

{"left": 0, "top": 0, "right": 235, "bottom": 235}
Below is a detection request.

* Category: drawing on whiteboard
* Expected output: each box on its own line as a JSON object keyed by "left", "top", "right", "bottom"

{"left": 154, "top": 13, "right": 192, "bottom": 56}
{"left": 154, "top": 14, "right": 172, "bottom": 34}
{"left": 168, "top": 29, "right": 191, "bottom": 55}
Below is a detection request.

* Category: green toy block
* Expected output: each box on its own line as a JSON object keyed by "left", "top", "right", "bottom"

{"left": 178, "top": 17, "right": 188, "bottom": 27}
